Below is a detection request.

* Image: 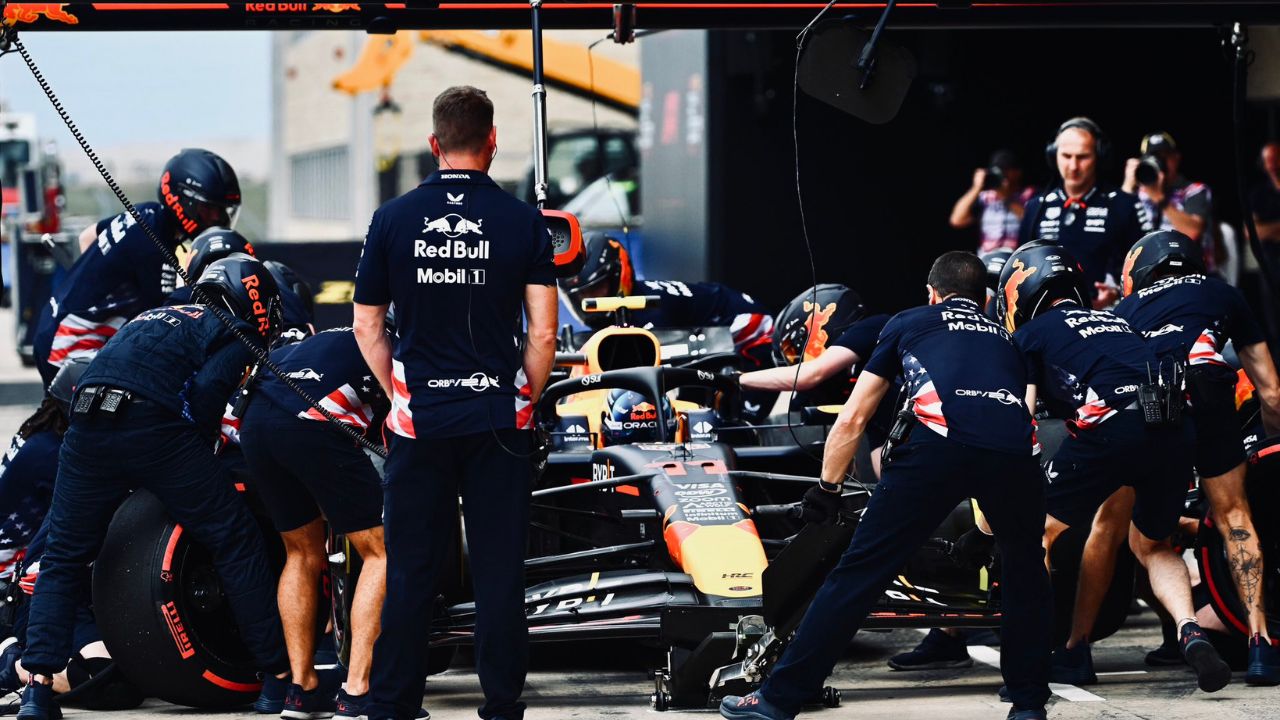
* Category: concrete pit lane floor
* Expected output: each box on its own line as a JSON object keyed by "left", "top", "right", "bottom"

{"left": 0, "top": 313, "right": 1277, "bottom": 719}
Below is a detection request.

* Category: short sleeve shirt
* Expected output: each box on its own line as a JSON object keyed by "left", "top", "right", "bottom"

{"left": 976, "top": 187, "right": 1036, "bottom": 253}
{"left": 353, "top": 170, "right": 555, "bottom": 439}
{"left": 256, "top": 328, "right": 386, "bottom": 431}
{"left": 1114, "top": 274, "right": 1263, "bottom": 368}
{"left": 1014, "top": 304, "right": 1155, "bottom": 429}
{"left": 862, "top": 297, "right": 1033, "bottom": 455}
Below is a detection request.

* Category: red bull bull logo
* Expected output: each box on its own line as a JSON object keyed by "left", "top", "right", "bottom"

{"left": 1121, "top": 245, "right": 1143, "bottom": 297}
{"left": 629, "top": 401, "right": 658, "bottom": 421}
{"left": 3, "top": 3, "right": 79, "bottom": 26}
{"left": 240, "top": 274, "right": 272, "bottom": 335}
{"left": 1001, "top": 259, "right": 1037, "bottom": 333}
{"left": 313, "top": 2, "right": 362, "bottom": 11}
{"left": 799, "top": 301, "right": 836, "bottom": 363}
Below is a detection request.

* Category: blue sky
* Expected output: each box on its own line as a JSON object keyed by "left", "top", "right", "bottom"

{"left": 1, "top": 32, "right": 270, "bottom": 146}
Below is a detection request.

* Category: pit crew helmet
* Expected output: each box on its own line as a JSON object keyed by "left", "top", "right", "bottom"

{"left": 559, "top": 232, "right": 634, "bottom": 327}
{"left": 158, "top": 149, "right": 242, "bottom": 242}
{"left": 263, "top": 260, "right": 315, "bottom": 322}
{"left": 193, "top": 254, "right": 282, "bottom": 341}
{"left": 978, "top": 247, "right": 1014, "bottom": 294}
{"left": 186, "top": 227, "right": 255, "bottom": 281}
{"left": 601, "top": 389, "right": 674, "bottom": 446}
{"left": 1121, "top": 230, "right": 1205, "bottom": 297}
{"left": 995, "top": 241, "right": 1090, "bottom": 333}
{"left": 772, "top": 284, "right": 866, "bottom": 366}
{"left": 48, "top": 357, "right": 92, "bottom": 418}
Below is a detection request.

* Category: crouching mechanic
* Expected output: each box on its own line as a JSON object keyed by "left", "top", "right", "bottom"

{"left": 997, "top": 242, "right": 1230, "bottom": 692}
{"left": 238, "top": 324, "right": 391, "bottom": 719}
{"left": 1115, "top": 230, "right": 1280, "bottom": 682}
{"left": 33, "top": 149, "right": 241, "bottom": 384}
{"left": 721, "top": 252, "right": 1051, "bottom": 720}
{"left": 16, "top": 256, "right": 289, "bottom": 720}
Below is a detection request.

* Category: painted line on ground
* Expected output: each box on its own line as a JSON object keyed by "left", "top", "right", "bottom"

{"left": 967, "top": 644, "right": 1105, "bottom": 702}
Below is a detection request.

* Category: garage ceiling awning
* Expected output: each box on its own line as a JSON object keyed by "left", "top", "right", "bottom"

{"left": 5, "top": 2, "right": 1280, "bottom": 32}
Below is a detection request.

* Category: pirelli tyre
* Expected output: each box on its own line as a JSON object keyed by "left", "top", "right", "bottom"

{"left": 1048, "top": 523, "right": 1135, "bottom": 646}
{"left": 1196, "top": 436, "right": 1280, "bottom": 638}
{"left": 92, "top": 489, "right": 277, "bottom": 709}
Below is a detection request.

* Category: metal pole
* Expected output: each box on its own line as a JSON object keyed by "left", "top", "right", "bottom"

{"left": 530, "top": 0, "right": 550, "bottom": 208}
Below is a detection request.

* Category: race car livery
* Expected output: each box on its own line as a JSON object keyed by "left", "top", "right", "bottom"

{"left": 862, "top": 297, "right": 1033, "bottom": 455}
{"left": 354, "top": 169, "right": 555, "bottom": 439}
{"left": 254, "top": 328, "right": 386, "bottom": 431}
{"left": 1014, "top": 305, "right": 1156, "bottom": 429}
{"left": 33, "top": 203, "right": 178, "bottom": 378}
{"left": 1114, "top": 273, "right": 1263, "bottom": 368}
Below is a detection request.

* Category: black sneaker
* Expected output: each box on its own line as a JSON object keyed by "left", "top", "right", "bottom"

{"left": 1049, "top": 643, "right": 1096, "bottom": 685}
{"left": 255, "top": 673, "right": 291, "bottom": 714}
{"left": 1246, "top": 633, "right": 1280, "bottom": 687}
{"left": 281, "top": 682, "right": 336, "bottom": 719}
{"left": 719, "top": 691, "right": 794, "bottom": 720}
{"left": 888, "top": 629, "right": 974, "bottom": 670}
{"left": 0, "top": 640, "right": 23, "bottom": 693}
{"left": 15, "top": 677, "right": 60, "bottom": 720}
{"left": 1180, "top": 622, "right": 1231, "bottom": 693}
{"left": 1006, "top": 707, "right": 1047, "bottom": 720}
{"left": 1145, "top": 637, "right": 1184, "bottom": 666}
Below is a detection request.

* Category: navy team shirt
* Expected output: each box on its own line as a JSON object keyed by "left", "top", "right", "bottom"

{"left": 1114, "top": 274, "right": 1263, "bottom": 368}
{"left": 800, "top": 314, "right": 891, "bottom": 406}
{"left": 862, "top": 297, "right": 1033, "bottom": 456}
{"left": 0, "top": 430, "right": 60, "bottom": 577}
{"left": 255, "top": 328, "right": 386, "bottom": 432}
{"left": 631, "top": 280, "right": 773, "bottom": 360}
{"left": 1014, "top": 303, "right": 1155, "bottom": 429}
{"left": 34, "top": 202, "right": 177, "bottom": 370}
{"left": 354, "top": 170, "right": 555, "bottom": 439}
{"left": 1018, "top": 186, "right": 1154, "bottom": 285}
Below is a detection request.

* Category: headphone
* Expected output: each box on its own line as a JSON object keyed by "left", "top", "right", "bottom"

{"left": 1044, "top": 116, "right": 1111, "bottom": 173}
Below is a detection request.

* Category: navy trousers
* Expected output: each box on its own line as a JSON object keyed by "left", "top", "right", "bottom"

{"left": 22, "top": 399, "right": 287, "bottom": 676}
{"left": 761, "top": 430, "right": 1053, "bottom": 712}
{"left": 367, "top": 430, "right": 532, "bottom": 720}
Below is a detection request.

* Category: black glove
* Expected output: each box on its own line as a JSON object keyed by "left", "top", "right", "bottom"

{"left": 801, "top": 485, "right": 844, "bottom": 525}
{"left": 949, "top": 527, "right": 996, "bottom": 570}
{"left": 530, "top": 426, "right": 552, "bottom": 483}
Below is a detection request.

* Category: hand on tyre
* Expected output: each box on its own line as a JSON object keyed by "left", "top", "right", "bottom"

{"left": 801, "top": 484, "right": 844, "bottom": 525}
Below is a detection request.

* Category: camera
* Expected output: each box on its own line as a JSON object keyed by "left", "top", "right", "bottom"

{"left": 1135, "top": 154, "right": 1166, "bottom": 186}
{"left": 981, "top": 165, "right": 1006, "bottom": 191}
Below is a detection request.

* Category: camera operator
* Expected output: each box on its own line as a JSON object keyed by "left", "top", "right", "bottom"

{"left": 950, "top": 150, "right": 1034, "bottom": 253}
{"left": 1019, "top": 118, "right": 1154, "bottom": 307}
{"left": 1123, "top": 132, "right": 1218, "bottom": 276}
{"left": 721, "top": 252, "right": 1051, "bottom": 720}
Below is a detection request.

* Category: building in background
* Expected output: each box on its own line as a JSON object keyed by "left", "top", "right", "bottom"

{"left": 269, "top": 30, "right": 639, "bottom": 242}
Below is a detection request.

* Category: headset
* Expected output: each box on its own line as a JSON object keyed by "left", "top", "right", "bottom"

{"left": 1044, "top": 116, "right": 1111, "bottom": 174}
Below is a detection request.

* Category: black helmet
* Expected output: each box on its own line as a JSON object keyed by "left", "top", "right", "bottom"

{"left": 187, "top": 227, "right": 255, "bottom": 280}
{"left": 48, "top": 357, "right": 92, "bottom": 418}
{"left": 262, "top": 260, "right": 315, "bottom": 322}
{"left": 978, "top": 247, "right": 1014, "bottom": 294}
{"left": 601, "top": 389, "right": 673, "bottom": 446}
{"left": 158, "top": 149, "right": 242, "bottom": 242}
{"left": 559, "top": 232, "right": 634, "bottom": 326}
{"left": 1121, "top": 230, "right": 1205, "bottom": 297}
{"left": 772, "top": 284, "right": 866, "bottom": 366}
{"left": 193, "top": 254, "right": 282, "bottom": 340}
{"left": 995, "top": 241, "right": 1090, "bottom": 333}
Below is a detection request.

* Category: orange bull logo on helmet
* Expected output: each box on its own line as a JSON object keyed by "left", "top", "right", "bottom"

{"left": 1121, "top": 245, "right": 1143, "bottom": 297}
{"left": 313, "top": 3, "right": 361, "bottom": 11}
{"left": 3, "top": 3, "right": 79, "bottom": 25}
{"left": 241, "top": 274, "right": 272, "bottom": 335}
{"left": 1002, "top": 259, "right": 1038, "bottom": 333}
{"left": 799, "top": 301, "right": 836, "bottom": 363}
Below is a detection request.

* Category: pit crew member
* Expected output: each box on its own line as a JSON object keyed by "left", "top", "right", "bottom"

{"left": 238, "top": 326, "right": 389, "bottom": 718}
{"left": 1018, "top": 118, "right": 1153, "bottom": 306}
{"left": 1115, "top": 229, "right": 1280, "bottom": 683}
{"left": 353, "top": 86, "right": 557, "bottom": 720}
{"left": 164, "top": 226, "right": 256, "bottom": 305}
{"left": 721, "top": 252, "right": 1052, "bottom": 720}
{"left": 997, "top": 242, "right": 1229, "bottom": 692}
{"left": 16, "top": 256, "right": 288, "bottom": 720}
{"left": 32, "top": 149, "right": 241, "bottom": 384}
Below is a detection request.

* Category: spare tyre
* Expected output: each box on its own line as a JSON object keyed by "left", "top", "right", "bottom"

{"left": 92, "top": 489, "right": 279, "bottom": 709}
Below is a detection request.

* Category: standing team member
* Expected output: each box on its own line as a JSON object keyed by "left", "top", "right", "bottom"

{"left": 1115, "top": 230, "right": 1280, "bottom": 683}
{"left": 16, "top": 256, "right": 290, "bottom": 720}
{"left": 997, "top": 242, "right": 1230, "bottom": 692}
{"left": 353, "top": 86, "right": 558, "bottom": 720}
{"left": 238, "top": 326, "right": 391, "bottom": 719}
{"left": 32, "top": 149, "right": 241, "bottom": 384}
{"left": 1019, "top": 118, "right": 1153, "bottom": 306}
{"left": 721, "top": 252, "right": 1052, "bottom": 720}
